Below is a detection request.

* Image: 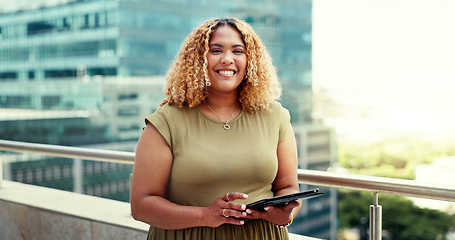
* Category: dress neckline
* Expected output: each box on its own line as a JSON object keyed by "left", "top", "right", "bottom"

{"left": 197, "top": 104, "right": 244, "bottom": 125}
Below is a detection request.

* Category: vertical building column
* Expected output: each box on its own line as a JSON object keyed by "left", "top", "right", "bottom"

{"left": 0, "top": 154, "right": 3, "bottom": 188}
{"left": 36, "top": 69, "right": 45, "bottom": 80}
{"left": 0, "top": 153, "right": 9, "bottom": 187}
{"left": 18, "top": 71, "right": 28, "bottom": 81}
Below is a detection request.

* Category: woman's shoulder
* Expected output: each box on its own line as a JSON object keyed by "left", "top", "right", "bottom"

{"left": 249, "top": 101, "right": 289, "bottom": 122}
{"left": 268, "top": 101, "right": 290, "bottom": 122}
{"left": 155, "top": 103, "right": 190, "bottom": 116}
{"left": 262, "top": 101, "right": 289, "bottom": 116}
{"left": 268, "top": 101, "right": 286, "bottom": 111}
{"left": 146, "top": 103, "right": 189, "bottom": 124}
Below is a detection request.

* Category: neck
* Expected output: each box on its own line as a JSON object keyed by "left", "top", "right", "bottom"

{"left": 205, "top": 97, "right": 238, "bottom": 109}
{"left": 204, "top": 91, "right": 239, "bottom": 109}
{"left": 202, "top": 95, "right": 240, "bottom": 123}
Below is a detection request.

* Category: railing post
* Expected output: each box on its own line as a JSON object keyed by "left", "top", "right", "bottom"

{"left": 73, "top": 158, "right": 83, "bottom": 193}
{"left": 370, "top": 192, "right": 382, "bottom": 240}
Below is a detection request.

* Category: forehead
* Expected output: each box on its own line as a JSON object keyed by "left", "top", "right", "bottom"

{"left": 209, "top": 26, "right": 244, "bottom": 46}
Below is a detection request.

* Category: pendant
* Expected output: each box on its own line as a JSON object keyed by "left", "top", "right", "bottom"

{"left": 223, "top": 123, "right": 230, "bottom": 130}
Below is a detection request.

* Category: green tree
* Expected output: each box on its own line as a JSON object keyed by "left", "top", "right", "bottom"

{"left": 338, "top": 190, "right": 455, "bottom": 240}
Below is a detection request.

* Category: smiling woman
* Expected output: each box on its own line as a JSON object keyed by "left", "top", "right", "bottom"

{"left": 130, "top": 18, "right": 302, "bottom": 240}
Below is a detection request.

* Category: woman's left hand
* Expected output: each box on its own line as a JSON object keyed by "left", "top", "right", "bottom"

{"left": 244, "top": 200, "right": 300, "bottom": 226}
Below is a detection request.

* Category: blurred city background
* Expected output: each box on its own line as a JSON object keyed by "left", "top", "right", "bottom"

{"left": 0, "top": 0, "right": 454, "bottom": 239}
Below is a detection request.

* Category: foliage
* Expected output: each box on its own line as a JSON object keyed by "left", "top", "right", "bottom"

{"left": 336, "top": 136, "right": 455, "bottom": 239}
{"left": 337, "top": 136, "right": 455, "bottom": 179}
{"left": 338, "top": 189, "right": 455, "bottom": 240}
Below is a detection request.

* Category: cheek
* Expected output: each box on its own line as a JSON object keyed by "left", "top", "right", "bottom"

{"left": 238, "top": 58, "right": 247, "bottom": 73}
{"left": 207, "top": 56, "right": 217, "bottom": 69}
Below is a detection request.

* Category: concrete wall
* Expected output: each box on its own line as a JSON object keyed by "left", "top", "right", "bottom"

{"left": 0, "top": 180, "right": 320, "bottom": 240}
{"left": 0, "top": 180, "right": 148, "bottom": 240}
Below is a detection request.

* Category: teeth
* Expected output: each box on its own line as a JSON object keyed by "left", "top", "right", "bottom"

{"left": 218, "top": 70, "right": 235, "bottom": 76}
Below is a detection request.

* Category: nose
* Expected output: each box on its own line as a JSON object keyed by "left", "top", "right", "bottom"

{"left": 220, "top": 52, "right": 234, "bottom": 65}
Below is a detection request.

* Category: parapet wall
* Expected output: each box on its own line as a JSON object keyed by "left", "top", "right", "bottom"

{"left": 0, "top": 180, "right": 316, "bottom": 240}
{"left": 0, "top": 180, "right": 148, "bottom": 240}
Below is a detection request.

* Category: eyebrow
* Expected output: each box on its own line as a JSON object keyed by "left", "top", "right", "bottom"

{"left": 209, "top": 43, "right": 245, "bottom": 48}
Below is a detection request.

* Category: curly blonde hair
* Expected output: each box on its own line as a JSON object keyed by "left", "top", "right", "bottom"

{"left": 161, "top": 18, "right": 281, "bottom": 113}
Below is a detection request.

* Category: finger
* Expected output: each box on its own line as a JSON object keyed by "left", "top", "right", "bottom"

{"left": 273, "top": 200, "right": 300, "bottom": 210}
{"left": 222, "top": 208, "right": 248, "bottom": 219}
{"left": 222, "top": 208, "right": 229, "bottom": 218}
{"left": 224, "top": 217, "right": 245, "bottom": 225}
{"left": 226, "top": 202, "right": 247, "bottom": 211}
{"left": 243, "top": 208, "right": 269, "bottom": 219}
{"left": 224, "top": 192, "right": 231, "bottom": 202}
{"left": 223, "top": 192, "right": 248, "bottom": 202}
{"left": 286, "top": 200, "right": 300, "bottom": 208}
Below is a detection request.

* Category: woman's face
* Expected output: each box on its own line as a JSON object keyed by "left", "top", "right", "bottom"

{"left": 206, "top": 25, "right": 247, "bottom": 95}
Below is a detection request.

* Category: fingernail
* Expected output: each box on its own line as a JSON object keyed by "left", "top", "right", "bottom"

{"left": 241, "top": 205, "right": 246, "bottom": 210}
{"left": 264, "top": 207, "right": 269, "bottom": 211}
{"left": 246, "top": 209, "right": 252, "bottom": 214}
{"left": 240, "top": 220, "right": 244, "bottom": 225}
{"left": 242, "top": 212, "right": 247, "bottom": 216}
{"left": 243, "top": 194, "right": 248, "bottom": 198}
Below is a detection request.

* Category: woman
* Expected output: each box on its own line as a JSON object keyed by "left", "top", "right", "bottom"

{"left": 130, "top": 18, "right": 301, "bottom": 240}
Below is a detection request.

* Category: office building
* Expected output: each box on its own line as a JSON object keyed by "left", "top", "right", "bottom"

{"left": 0, "top": 76, "right": 164, "bottom": 202}
{"left": 290, "top": 124, "right": 337, "bottom": 239}
{"left": 0, "top": 0, "right": 312, "bottom": 123}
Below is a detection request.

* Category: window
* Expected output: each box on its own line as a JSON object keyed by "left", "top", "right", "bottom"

{"left": 117, "top": 106, "right": 140, "bottom": 116}
{"left": 88, "top": 67, "right": 117, "bottom": 76}
{"left": 63, "top": 17, "right": 70, "bottom": 28}
{"left": 27, "top": 21, "right": 55, "bottom": 35}
{"left": 94, "top": 13, "right": 100, "bottom": 27}
{"left": 119, "top": 124, "right": 140, "bottom": 131}
{"left": 1, "top": 95, "right": 31, "bottom": 108}
{"left": 28, "top": 71, "right": 35, "bottom": 80}
{"left": 0, "top": 72, "right": 18, "bottom": 80}
{"left": 42, "top": 95, "right": 60, "bottom": 109}
{"left": 44, "top": 69, "right": 77, "bottom": 78}
{"left": 118, "top": 93, "right": 138, "bottom": 100}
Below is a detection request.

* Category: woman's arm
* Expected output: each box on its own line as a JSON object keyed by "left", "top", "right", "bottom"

{"left": 130, "top": 124, "right": 247, "bottom": 229}
{"left": 245, "top": 123, "right": 301, "bottom": 226}
{"left": 271, "top": 123, "right": 302, "bottom": 224}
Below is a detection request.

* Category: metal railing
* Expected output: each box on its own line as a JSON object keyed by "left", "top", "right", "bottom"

{"left": 1, "top": 139, "right": 455, "bottom": 240}
{"left": 297, "top": 168, "right": 455, "bottom": 240}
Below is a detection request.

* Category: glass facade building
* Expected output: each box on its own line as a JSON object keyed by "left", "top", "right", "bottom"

{"left": 0, "top": 0, "right": 336, "bottom": 239}
{"left": 0, "top": 0, "right": 312, "bottom": 122}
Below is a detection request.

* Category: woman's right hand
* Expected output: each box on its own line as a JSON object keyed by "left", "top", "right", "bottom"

{"left": 202, "top": 192, "right": 249, "bottom": 227}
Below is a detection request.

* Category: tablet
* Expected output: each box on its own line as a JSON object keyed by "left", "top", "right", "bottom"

{"left": 246, "top": 188, "right": 324, "bottom": 210}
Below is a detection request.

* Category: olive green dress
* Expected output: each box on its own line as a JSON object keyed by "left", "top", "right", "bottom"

{"left": 145, "top": 101, "right": 291, "bottom": 240}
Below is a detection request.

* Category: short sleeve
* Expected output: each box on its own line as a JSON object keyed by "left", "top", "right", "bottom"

{"left": 145, "top": 106, "right": 172, "bottom": 149}
{"left": 278, "top": 104, "right": 291, "bottom": 143}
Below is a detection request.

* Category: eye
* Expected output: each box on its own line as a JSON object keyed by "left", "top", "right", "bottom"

{"left": 210, "top": 49, "right": 222, "bottom": 54}
{"left": 233, "top": 49, "right": 244, "bottom": 54}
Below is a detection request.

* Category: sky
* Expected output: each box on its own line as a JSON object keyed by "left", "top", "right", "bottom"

{"left": 312, "top": 0, "right": 455, "bottom": 138}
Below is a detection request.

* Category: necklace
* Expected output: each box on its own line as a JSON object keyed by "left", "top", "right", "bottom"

{"left": 205, "top": 102, "right": 238, "bottom": 130}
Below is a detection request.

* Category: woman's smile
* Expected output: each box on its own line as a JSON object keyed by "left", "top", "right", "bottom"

{"left": 217, "top": 70, "right": 236, "bottom": 76}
